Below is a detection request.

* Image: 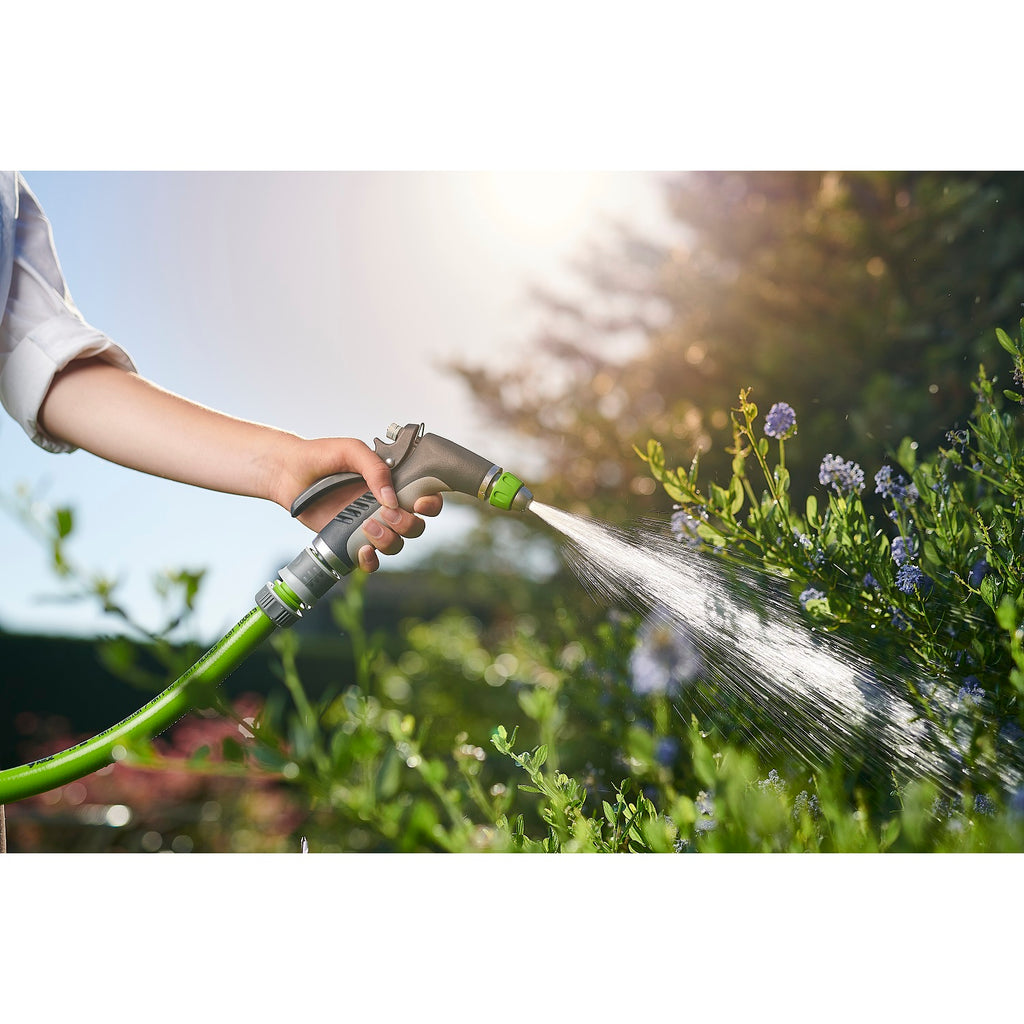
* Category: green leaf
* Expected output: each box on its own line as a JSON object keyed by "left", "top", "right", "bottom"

{"left": 729, "top": 476, "right": 744, "bottom": 514}
{"left": 55, "top": 507, "right": 74, "bottom": 539}
{"left": 806, "top": 494, "right": 818, "bottom": 525}
{"left": 188, "top": 744, "right": 211, "bottom": 766}
{"left": 896, "top": 436, "right": 918, "bottom": 473}
{"left": 221, "top": 736, "right": 245, "bottom": 763}
{"left": 996, "top": 327, "right": 1018, "bottom": 355}
{"left": 660, "top": 480, "right": 690, "bottom": 504}
{"left": 646, "top": 439, "right": 665, "bottom": 474}
{"left": 979, "top": 575, "right": 999, "bottom": 610}
{"left": 995, "top": 596, "right": 1017, "bottom": 632}
{"left": 697, "top": 523, "right": 726, "bottom": 546}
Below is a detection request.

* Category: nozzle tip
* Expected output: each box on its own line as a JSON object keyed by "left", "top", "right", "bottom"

{"left": 511, "top": 486, "right": 534, "bottom": 513}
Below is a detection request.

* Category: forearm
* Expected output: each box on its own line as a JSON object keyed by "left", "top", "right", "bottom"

{"left": 38, "top": 357, "right": 297, "bottom": 506}
{"left": 37, "top": 358, "right": 443, "bottom": 570}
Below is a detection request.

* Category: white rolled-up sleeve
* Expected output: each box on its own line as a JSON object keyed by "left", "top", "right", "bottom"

{"left": 0, "top": 173, "right": 136, "bottom": 453}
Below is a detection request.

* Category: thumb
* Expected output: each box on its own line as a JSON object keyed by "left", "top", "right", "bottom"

{"left": 332, "top": 438, "right": 399, "bottom": 509}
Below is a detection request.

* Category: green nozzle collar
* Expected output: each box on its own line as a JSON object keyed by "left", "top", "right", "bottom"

{"left": 488, "top": 471, "right": 526, "bottom": 510}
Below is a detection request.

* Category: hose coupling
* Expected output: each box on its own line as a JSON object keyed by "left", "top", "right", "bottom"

{"left": 255, "top": 581, "right": 303, "bottom": 628}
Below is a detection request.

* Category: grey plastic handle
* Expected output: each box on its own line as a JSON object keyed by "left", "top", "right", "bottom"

{"left": 307, "top": 432, "right": 496, "bottom": 574}
{"left": 290, "top": 472, "right": 365, "bottom": 517}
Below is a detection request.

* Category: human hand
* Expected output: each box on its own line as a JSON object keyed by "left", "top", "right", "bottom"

{"left": 272, "top": 436, "right": 444, "bottom": 572}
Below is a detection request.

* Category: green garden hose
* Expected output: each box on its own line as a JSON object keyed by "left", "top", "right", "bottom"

{"left": 0, "top": 587, "right": 293, "bottom": 804}
{"left": 0, "top": 421, "right": 534, "bottom": 806}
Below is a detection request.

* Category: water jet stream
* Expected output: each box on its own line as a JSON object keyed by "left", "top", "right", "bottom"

{"left": 530, "top": 501, "right": 1018, "bottom": 796}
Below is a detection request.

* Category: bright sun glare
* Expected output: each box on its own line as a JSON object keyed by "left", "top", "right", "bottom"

{"left": 477, "top": 172, "right": 604, "bottom": 241}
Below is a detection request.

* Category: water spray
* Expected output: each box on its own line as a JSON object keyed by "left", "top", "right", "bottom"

{"left": 0, "top": 422, "right": 534, "bottom": 804}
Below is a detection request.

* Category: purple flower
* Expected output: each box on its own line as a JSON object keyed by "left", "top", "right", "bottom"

{"left": 655, "top": 737, "right": 679, "bottom": 766}
{"left": 629, "top": 612, "right": 701, "bottom": 695}
{"left": 974, "top": 794, "right": 996, "bottom": 816}
{"left": 799, "top": 587, "right": 826, "bottom": 609}
{"left": 896, "top": 564, "right": 933, "bottom": 596}
{"left": 968, "top": 559, "right": 989, "bottom": 589}
{"left": 764, "top": 402, "right": 797, "bottom": 440}
{"left": 957, "top": 678, "right": 984, "bottom": 707}
{"left": 891, "top": 535, "right": 916, "bottom": 565}
{"left": 874, "top": 465, "right": 919, "bottom": 507}
{"left": 819, "top": 454, "right": 865, "bottom": 496}
{"left": 670, "top": 508, "right": 702, "bottom": 546}
{"left": 757, "top": 769, "right": 785, "bottom": 793}
{"left": 793, "top": 791, "right": 821, "bottom": 821}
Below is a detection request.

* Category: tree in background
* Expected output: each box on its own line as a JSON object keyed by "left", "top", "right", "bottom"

{"left": 453, "top": 171, "right": 1024, "bottom": 522}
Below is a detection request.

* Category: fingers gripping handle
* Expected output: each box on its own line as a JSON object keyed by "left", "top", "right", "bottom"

{"left": 312, "top": 474, "right": 450, "bottom": 574}
{"left": 289, "top": 429, "right": 496, "bottom": 579}
{"left": 265, "top": 427, "right": 508, "bottom": 626}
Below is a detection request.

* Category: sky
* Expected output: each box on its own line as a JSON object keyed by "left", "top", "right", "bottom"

{"left": 1, "top": 171, "right": 672, "bottom": 639}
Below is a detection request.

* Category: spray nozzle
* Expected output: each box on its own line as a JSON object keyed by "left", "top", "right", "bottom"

{"left": 289, "top": 421, "right": 533, "bottom": 522}
{"left": 485, "top": 469, "right": 534, "bottom": 512}
{"left": 259, "top": 422, "right": 535, "bottom": 623}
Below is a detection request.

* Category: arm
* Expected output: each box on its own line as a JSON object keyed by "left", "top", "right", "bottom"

{"left": 38, "top": 357, "right": 443, "bottom": 572}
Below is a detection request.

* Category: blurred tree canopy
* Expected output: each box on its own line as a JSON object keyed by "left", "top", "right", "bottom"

{"left": 452, "top": 171, "right": 1024, "bottom": 522}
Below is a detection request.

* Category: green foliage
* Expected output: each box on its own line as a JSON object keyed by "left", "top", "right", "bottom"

{"left": 639, "top": 322, "right": 1024, "bottom": 794}
{"left": 1, "top": 487, "right": 206, "bottom": 693}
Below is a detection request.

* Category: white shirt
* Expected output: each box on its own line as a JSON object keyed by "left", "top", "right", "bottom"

{"left": 0, "top": 171, "right": 135, "bottom": 453}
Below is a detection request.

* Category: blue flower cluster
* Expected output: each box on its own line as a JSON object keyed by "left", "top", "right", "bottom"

{"left": 764, "top": 401, "right": 797, "bottom": 440}
{"left": 957, "top": 677, "right": 984, "bottom": 707}
{"left": 891, "top": 535, "right": 916, "bottom": 565}
{"left": 792, "top": 529, "right": 824, "bottom": 568}
{"left": 793, "top": 790, "right": 822, "bottom": 821}
{"left": 874, "top": 464, "right": 919, "bottom": 507}
{"left": 968, "top": 559, "right": 989, "bottom": 589}
{"left": 818, "top": 453, "right": 865, "bottom": 495}
{"left": 670, "top": 507, "right": 702, "bottom": 546}
{"left": 628, "top": 612, "right": 702, "bottom": 695}
{"left": 799, "top": 587, "right": 826, "bottom": 609}
{"left": 757, "top": 769, "right": 785, "bottom": 793}
{"left": 655, "top": 737, "right": 679, "bottom": 766}
{"left": 895, "top": 564, "right": 933, "bottom": 597}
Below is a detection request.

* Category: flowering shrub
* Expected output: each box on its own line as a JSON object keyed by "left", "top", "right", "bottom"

{"left": 639, "top": 320, "right": 1024, "bottom": 812}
